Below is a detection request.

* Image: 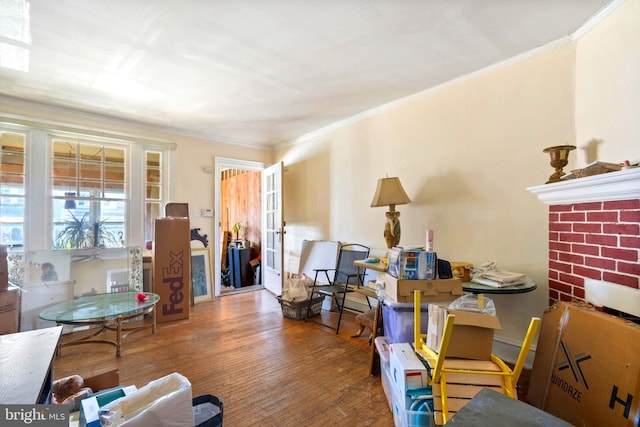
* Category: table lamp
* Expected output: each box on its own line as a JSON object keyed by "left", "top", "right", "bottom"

{"left": 370, "top": 177, "right": 411, "bottom": 248}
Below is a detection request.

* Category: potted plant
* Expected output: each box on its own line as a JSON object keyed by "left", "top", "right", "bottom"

{"left": 55, "top": 212, "right": 120, "bottom": 249}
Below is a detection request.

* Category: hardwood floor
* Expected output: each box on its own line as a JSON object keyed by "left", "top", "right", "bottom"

{"left": 53, "top": 290, "right": 394, "bottom": 426}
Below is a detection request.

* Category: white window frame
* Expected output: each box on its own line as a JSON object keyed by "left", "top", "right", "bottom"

{"left": 0, "top": 123, "right": 174, "bottom": 252}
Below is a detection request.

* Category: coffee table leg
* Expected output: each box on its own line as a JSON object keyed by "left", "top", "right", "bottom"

{"left": 116, "top": 316, "right": 122, "bottom": 357}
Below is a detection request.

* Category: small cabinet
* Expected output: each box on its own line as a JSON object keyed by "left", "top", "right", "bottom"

{"left": 228, "top": 247, "right": 252, "bottom": 288}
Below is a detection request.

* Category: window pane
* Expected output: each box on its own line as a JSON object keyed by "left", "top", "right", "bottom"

{"left": 79, "top": 180, "right": 102, "bottom": 198}
{"left": 79, "top": 143, "right": 102, "bottom": 161}
{"left": 145, "top": 202, "right": 161, "bottom": 242}
{"left": 52, "top": 158, "right": 77, "bottom": 178}
{"left": 0, "top": 152, "right": 24, "bottom": 173}
{"left": 146, "top": 169, "right": 160, "bottom": 184}
{"left": 52, "top": 178, "right": 77, "bottom": 194}
{"left": 0, "top": 130, "right": 25, "bottom": 248}
{"left": 52, "top": 199, "right": 125, "bottom": 249}
{"left": 79, "top": 161, "right": 102, "bottom": 180}
{"left": 146, "top": 184, "right": 161, "bottom": 199}
{"left": 0, "top": 175, "right": 24, "bottom": 195}
{"left": 146, "top": 152, "right": 161, "bottom": 167}
{"left": 105, "top": 181, "right": 125, "bottom": 199}
{"left": 52, "top": 140, "right": 75, "bottom": 159}
{"left": 105, "top": 163, "right": 125, "bottom": 182}
{"left": 105, "top": 147, "right": 125, "bottom": 164}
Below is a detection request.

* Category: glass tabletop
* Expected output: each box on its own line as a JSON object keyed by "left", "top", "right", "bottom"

{"left": 462, "top": 278, "right": 537, "bottom": 294}
{"left": 39, "top": 292, "right": 160, "bottom": 323}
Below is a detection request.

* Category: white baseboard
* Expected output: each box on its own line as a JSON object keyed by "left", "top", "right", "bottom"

{"left": 493, "top": 335, "right": 537, "bottom": 369}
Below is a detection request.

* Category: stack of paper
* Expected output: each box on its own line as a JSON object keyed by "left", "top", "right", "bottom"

{"left": 472, "top": 270, "right": 528, "bottom": 288}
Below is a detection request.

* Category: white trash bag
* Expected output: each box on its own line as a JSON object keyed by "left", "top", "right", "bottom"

{"left": 100, "top": 372, "right": 193, "bottom": 427}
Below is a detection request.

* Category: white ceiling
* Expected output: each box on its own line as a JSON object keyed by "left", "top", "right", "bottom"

{"left": 0, "top": 0, "right": 615, "bottom": 147}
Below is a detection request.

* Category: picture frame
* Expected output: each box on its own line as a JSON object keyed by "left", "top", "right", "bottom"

{"left": 191, "top": 247, "right": 213, "bottom": 303}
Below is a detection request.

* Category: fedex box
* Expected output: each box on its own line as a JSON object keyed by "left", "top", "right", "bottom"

{"left": 426, "top": 303, "right": 501, "bottom": 360}
{"left": 389, "top": 342, "right": 428, "bottom": 394}
{"left": 527, "top": 302, "right": 640, "bottom": 427}
{"left": 153, "top": 218, "right": 191, "bottom": 323}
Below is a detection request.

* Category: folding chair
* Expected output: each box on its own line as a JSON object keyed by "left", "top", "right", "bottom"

{"left": 305, "top": 243, "right": 369, "bottom": 333}
{"left": 413, "top": 290, "right": 540, "bottom": 425}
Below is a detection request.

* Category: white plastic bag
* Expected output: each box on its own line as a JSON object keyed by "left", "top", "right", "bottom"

{"left": 448, "top": 293, "right": 496, "bottom": 315}
{"left": 100, "top": 372, "right": 193, "bottom": 427}
{"left": 281, "top": 274, "right": 314, "bottom": 302}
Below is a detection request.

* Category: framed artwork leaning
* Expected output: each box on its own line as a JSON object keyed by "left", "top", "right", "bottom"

{"left": 191, "top": 247, "right": 213, "bottom": 303}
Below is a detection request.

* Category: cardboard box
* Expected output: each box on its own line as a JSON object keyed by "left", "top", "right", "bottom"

{"left": 527, "top": 302, "right": 640, "bottom": 427}
{"left": 389, "top": 342, "right": 428, "bottom": 393}
{"left": 0, "top": 286, "right": 20, "bottom": 335}
{"left": 383, "top": 273, "right": 463, "bottom": 303}
{"left": 426, "top": 303, "right": 501, "bottom": 360}
{"left": 153, "top": 218, "right": 191, "bottom": 323}
{"left": 387, "top": 247, "right": 436, "bottom": 280}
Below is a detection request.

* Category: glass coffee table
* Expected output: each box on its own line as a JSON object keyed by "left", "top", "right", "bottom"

{"left": 39, "top": 292, "right": 160, "bottom": 357}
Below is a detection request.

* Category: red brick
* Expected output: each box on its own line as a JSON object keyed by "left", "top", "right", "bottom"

{"left": 560, "top": 212, "right": 585, "bottom": 222}
{"left": 559, "top": 252, "right": 584, "bottom": 264}
{"left": 550, "top": 260, "right": 571, "bottom": 273}
{"left": 548, "top": 269, "right": 559, "bottom": 280}
{"left": 620, "top": 236, "right": 640, "bottom": 249}
{"left": 586, "top": 234, "right": 617, "bottom": 246}
{"left": 572, "top": 244, "right": 599, "bottom": 256}
{"left": 550, "top": 205, "right": 572, "bottom": 213}
{"left": 559, "top": 293, "right": 573, "bottom": 302}
{"left": 574, "top": 287, "right": 585, "bottom": 299}
{"left": 620, "top": 209, "right": 640, "bottom": 222}
{"left": 573, "top": 265, "right": 602, "bottom": 280}
{"left": 603, "top": 223, "right": 639, "bottom": 236}
{"left": 549, "top": 212, "right": 559, "bottom": 222}
{"left": 549, "top": 281, "right": 572, "bottom": 294}
{"left": 550, "top": 222, "right": 572, "bottom": 232}
{"left": 559, "top": 273, "right": 584, "bottom": 286}
{"left": 605, "top": 199, "right": 640, "bottom": 210}
{"left": 559, "top": 233, "right": 585, "bottom": 243}
{"left": 602, "top": 247, "right": 638, "bottom": 262}
{"left": 549, "top": 251, "right": 559, "bottom": 261}
{"left": 587, "top": 211, "right": 618, "bottom": 222}
{"left": 549, "top": 231, "right": 560, "bottom": 242}
{"left": 574, "top": 202, "right": 602, "bottom": 211}
{"left": 617, "top": 261, "right": 640, "bottom": 276}
{"left": 585, "top": 256, "right": 616, "bottom": 270}
{"left": 573, "top": 222, "right": 601, "bottom": 233}
{"left": 550, "top": 241, "right": 572, "bottom": 252}
{"left": 602, "top": 271, "right": 639, "bottom": 288}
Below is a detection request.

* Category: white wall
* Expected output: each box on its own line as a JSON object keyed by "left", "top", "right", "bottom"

{"left": 575, "top": 0, "right": 640, "bottom": 165}
{"left": 276, "top": 1, "right": 639, "bottom": 351}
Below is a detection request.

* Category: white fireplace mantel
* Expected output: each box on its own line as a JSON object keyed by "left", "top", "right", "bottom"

{"left": 527, "top": 167, "right": 640, "bottom": 205}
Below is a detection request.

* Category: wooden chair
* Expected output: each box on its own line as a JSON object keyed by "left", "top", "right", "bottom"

{"left": 413, "top": 290, "right": 540, "bottom": 425}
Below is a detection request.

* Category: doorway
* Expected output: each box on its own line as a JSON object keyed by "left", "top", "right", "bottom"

{"left": 214, "top": 158, "right": 264, "bottom": 297}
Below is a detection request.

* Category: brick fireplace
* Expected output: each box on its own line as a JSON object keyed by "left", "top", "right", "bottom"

{"left": 528, "top": 168, "right": 640, "bottom": 310}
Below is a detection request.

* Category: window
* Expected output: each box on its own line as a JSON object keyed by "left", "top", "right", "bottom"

{"left": 0, "top": 130, "right": 26, "bottom": 249}
{"left": 51, "top": 139, "right": 126, "bottom": 249}
{"left": 0, "top": 123, "right": 173, "bottom": 252}
{"left": 145, "top": 150, "right": 162, "bottom": 244}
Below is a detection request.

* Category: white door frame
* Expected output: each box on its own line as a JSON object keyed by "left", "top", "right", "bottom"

{"left": 213, "top": 157, "right": 264, "bottom": 297}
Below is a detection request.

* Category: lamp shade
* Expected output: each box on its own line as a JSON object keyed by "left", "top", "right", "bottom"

{"left": 370, "top": 177, "right": 411, "bottom": 207}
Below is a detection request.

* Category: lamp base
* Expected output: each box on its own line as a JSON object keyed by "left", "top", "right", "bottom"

{"left": 384, "top": 211, "right": 401, "bottom": 248}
